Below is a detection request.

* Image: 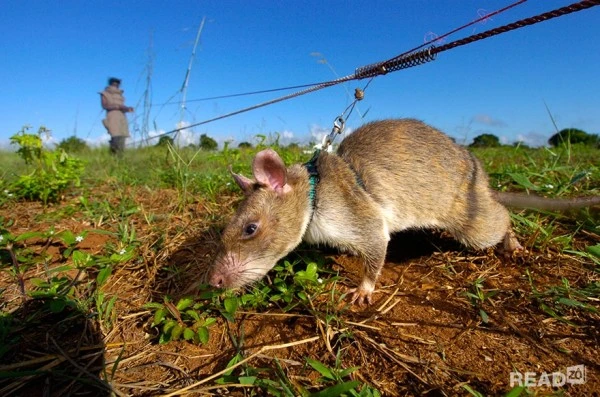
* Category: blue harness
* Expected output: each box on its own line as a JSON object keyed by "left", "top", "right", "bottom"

{"left": 303, "top": 149, "right": 366, "bottom": 215}
{"left": 303, "top": 149, "right": 320, "bottom": 211}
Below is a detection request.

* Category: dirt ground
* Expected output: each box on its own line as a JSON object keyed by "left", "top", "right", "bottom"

{"left": 0, "top": 187, "right": 598, "bottom": 396}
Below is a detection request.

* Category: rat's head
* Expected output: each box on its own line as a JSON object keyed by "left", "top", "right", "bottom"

{"left": 209, "top": 149, "right": 310, "bottom": 290}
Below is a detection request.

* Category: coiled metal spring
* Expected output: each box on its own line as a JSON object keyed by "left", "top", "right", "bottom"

{"left": 355, "top": 46, "right": 437, "bottom": 79}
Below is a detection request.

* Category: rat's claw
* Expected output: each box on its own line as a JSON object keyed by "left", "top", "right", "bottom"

{"left": 348, "top": 281, "right": 375, "bottom": 306}
{"left": 502, "top": 229, "right": 523, "bottom": 253}
{"left": 498, "top": 229, "right": 525, "bottom": 259}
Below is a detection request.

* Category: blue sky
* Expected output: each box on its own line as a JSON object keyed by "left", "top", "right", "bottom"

{"left": 2, "top": 0, "right": 599, "bottom": 149}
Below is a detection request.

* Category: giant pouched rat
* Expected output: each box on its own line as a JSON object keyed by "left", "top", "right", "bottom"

{"left": 209, "top": 119, "right": 600, "bottom": 304}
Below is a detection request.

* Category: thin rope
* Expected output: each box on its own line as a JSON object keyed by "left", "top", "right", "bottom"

{"left": 138, "top": 75, "right": 356, "bottom": 145}
{"left": 150, "top": 81, "right": 343, "bottom": 106}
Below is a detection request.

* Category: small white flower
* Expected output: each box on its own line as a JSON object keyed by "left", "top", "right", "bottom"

{"left": 545, "top": 184, "right": 554, "bottom": 189}
{"left": 0, "top": 235, "right": 4, "bottom": 242}
{"left": 75, "top": 235, "right": 84, "bottom": 243}
{"left": 317, "top": 278, "right": 323, "bottom": 284}
{"left": 119, "top": 249, "right": 126, "bottom": 255}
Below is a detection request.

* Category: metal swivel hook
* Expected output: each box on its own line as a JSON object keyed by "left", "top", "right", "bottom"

{"left": 321, "top": 116, "right": 346, "bottom": 151}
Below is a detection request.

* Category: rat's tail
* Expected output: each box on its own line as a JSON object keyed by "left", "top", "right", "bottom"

{"left": 494, "top": 192, "right": 600, "bottom": 211}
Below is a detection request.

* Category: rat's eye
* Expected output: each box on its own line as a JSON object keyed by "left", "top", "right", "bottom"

{"left": 242, "top": 223, "right": 258, "bottom": 237}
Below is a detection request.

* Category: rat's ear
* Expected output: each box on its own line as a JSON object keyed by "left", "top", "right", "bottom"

{"left": 252, "top": 149, "right": 288, "bottom": 193}
{"left": 229, "top": 166, "right": 255, "bottom": 196}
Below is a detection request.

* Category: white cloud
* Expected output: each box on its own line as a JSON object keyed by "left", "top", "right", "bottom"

{"left": 307, "top": 123, "right": 357, "bottom": 148}
{"left": 281, "top": 129, "right": 294, "bottom": 142}
{"left": 173, "top": 121, "right": 197, "bottom": 147}
{"left": 515, "top": 131, "right": 549, "bottom": 147}
{"left": 472, "top": 114, "right": 507, "bottom": 128}
{"left": 309, "top": 124, "right": 329, "bottom": 145}
{"left": 0, "top": 139, "right": 13, "bottom": 150}
{"left": 142, "top": 129, "right": 164, "bottom": 146}
{"left": 141, "top": 121, "right": 197, "bottom": 147}
{"left": 496, "top": 131, "right": 549, "bottom": 147}
{"left": 218, "top": 136, "right": 236, "bottom": 148}
{"left": 40, "top": 132, "right": 58, "bottom": 148}
{"left": 85, "top": 134, "right": 111, "bottom": 147}
{"left": 499, "top": 135, "right": 511, "bottom": 145}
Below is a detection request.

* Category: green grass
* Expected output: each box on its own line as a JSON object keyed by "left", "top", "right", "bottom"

{"left": 474, "top": 144, "right": 600, "bottom": 195}
{"left": 0, "top": 140, "right": 599, "bottom": 395}
{"left": 2, "top": 141, "right": 597, "bottom": 195}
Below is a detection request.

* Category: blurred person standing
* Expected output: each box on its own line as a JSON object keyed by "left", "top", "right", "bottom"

{"left": 100, "top": 77, "right": 134, "bottom": 155}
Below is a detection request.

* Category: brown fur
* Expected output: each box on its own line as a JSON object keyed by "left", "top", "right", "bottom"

{"left": 209, "top": 119, "right": 596, "bottom": 304}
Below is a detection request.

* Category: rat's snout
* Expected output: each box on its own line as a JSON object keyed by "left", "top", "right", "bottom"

{"left": 209, "top": 253, "right": 238, "bottom": 289}
{"left": 208, "top": 271, "right": 226, "bottom": 289}
{"left": 209, "top": 250, "right": 273, "bottom": 290}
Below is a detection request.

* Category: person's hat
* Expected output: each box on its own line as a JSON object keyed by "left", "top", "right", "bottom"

{"left": 108, "top": 77, "right": 122, "bottom": 85}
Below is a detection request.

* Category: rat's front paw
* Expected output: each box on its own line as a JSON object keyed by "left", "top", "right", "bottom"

{"left": 348, "top": 280, "right": 375, "bottom": 306}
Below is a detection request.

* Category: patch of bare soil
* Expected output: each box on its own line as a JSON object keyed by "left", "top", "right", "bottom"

{"left": 0, "top": 189, "right": 598, "bottom": 396}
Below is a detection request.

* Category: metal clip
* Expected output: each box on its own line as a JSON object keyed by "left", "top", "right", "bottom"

{"left": 322, "top": 116, "right": 345, "bottom": 151}
{"left": 332, "top": 116, "right": 345, "bottom": 136}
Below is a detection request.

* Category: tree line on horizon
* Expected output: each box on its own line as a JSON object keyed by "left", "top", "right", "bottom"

{"left": 469, "top": 128, "right": 599, "bottom": 148}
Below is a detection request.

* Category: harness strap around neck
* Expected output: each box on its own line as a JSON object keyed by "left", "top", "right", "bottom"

{"left": 303, "top": 149, "right": 368, "bottom": 219}
{"left": 303, "top": 150, "right": 320, "bottom": 219}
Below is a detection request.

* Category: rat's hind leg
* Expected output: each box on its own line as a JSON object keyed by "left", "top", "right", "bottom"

{"left": 446, "top": 197, "right": 514, "bottom": 251}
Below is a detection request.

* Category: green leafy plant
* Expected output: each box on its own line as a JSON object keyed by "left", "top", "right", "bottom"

{"left": 237, "top": 256, "right": 342, "bottom": 313}
{"left": 95, "top": 291, "right": 118, "bottom": 331}
{"left": 503, "top": 386, "right": 527, "bottom": 397}
{"left": 527, "top": 270, "right": 598, "bottom": 325}
{"left": 462, "top": 277, "right": 498, "bottom": 324}
{"left": 0, "top": 181, "right": 15, "bottom": 206}
{"left": 159, "top": 143, "right": 205, "bottom": 210}
{"left": 566, "top": 243, "right": 600, "bottom": 266}
{"left": 462, "top": 384, "right": 485, "bottom": 397}
{"left": 145, "top": 256, "right": 340, "bottom": 346}
{"left": 0, "top": 226, "right": 127, "bottom": 321}
{"left": 211, "top": 342, "right": 380, "bottom": 396}
{"left": 9, "top": 125, "right": 85, "bottom": 204}
{"left": 306, "top": 356, "right": 380, "bottom": 397}
{"left": 144, "top": 295, "right": 217, "bottom": 344}
{"left": 78, "top": 194, "right": 139, "bottom": 226}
